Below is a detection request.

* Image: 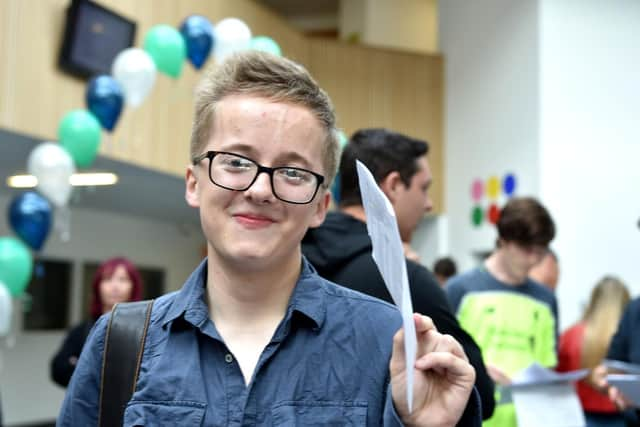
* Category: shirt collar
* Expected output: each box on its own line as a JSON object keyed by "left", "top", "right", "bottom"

{"left": 161, "top": 257, "right": 326, "bottom": 331}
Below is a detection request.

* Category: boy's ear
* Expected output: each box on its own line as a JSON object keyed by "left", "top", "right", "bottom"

{"left": 309, "top": 190, "right": 331, "bottom": 228}
{"left": 185, "top": 166, "right": 200, "bottom": 208}
{"left": 379, "top": 171, "right": 402, "bottom": 203}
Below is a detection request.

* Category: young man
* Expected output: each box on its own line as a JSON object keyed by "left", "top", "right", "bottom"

{"left": 302, "top": 129, "right": 495, "bottom": 420}
{"left": 446, "top": 197, "right": 558, "bottom": 427}
{"left": 58, "top": 53, "right": 478, "bottom": 426}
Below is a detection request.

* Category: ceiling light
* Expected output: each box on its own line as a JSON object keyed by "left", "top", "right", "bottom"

{"left": 6, "top": 173, "right": 119, "bottom": 188}
{"left": 6, "top": 175, "right": 38, "bottom": 188}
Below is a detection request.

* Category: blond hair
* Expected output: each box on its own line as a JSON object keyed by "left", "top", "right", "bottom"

{"left": 191, "top": 50, "right": 340, "bottom": 185}
{"left": 581, "top": 276, "right": 630, "bottom": 368}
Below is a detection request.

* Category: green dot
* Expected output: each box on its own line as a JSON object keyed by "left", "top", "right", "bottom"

{"left": 472, "top": 206, "right": 483, "bottom": 227}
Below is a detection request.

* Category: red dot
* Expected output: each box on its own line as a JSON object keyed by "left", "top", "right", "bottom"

{"left": 487, "top": 204, "right": 501, "bottom": 224}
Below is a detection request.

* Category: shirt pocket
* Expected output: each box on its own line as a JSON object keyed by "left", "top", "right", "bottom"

{"left": 271, "top": 401, "right": 368, "bottom": 426}
{"left": 123, "top": 400, "right": 206, "bottom": 426}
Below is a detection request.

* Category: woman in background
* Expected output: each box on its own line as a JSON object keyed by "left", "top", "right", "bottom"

{"left": 50, "top": 257, "right": 143, "bottom": 387}
{"left": 557, "top": 276, "right": 630, "bottom": 427}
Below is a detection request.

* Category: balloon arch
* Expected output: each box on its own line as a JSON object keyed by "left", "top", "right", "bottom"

{"left": 0, "top": 15, "right": 282, "bottom": 338}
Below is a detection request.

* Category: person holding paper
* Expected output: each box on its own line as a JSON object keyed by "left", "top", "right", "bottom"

{"left": 302, "top": 128, "right": 495, "bottom": 420}
{"left": 591, "top": 296, "right": 640, "bottom": 425}
{"left": 446, "top": 197, "right": 558, "bottom": 427}
{"left": 58, "top": 51, "right": 479, "bottom": 426}
{"left": 557, "top": 276, "right": 630, "bottom": 426}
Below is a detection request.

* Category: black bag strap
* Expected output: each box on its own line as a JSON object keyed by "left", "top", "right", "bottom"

{"left": 98, "top": 300, "right": 154, "bottom": 427}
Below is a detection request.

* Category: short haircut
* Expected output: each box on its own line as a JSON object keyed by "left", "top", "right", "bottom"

{"left": 497, "top": 197, "right": 556, "bottom": 247}
{"left": 433, "top": 257, "right": 457, "bottom": 279}
{"left": 338, "top": 128, "right": 429, "bottom": 207}
{"left": 191, "top": 51, "right": 340, "bottom": 185}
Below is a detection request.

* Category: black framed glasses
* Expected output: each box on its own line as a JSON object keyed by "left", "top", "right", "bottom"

{"left": 192, "top": 151, "right": 325, "bottom": 205}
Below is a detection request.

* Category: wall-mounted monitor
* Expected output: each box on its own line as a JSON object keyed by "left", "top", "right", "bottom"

{"left": 58, "top": 0, "right": 136, "bottom": 79}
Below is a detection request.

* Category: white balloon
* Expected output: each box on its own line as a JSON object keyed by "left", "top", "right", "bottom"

{"left": 0, "top": 281, "right": 12, "bottom": 337}
{"left": 214, "top": 18, "right": 252, "bottom": 64}
{"left": 27, "top": 142, "right": 75, "bottom": 207}
{"left": 112, "top": 48, "right": 157, "bottom": 108}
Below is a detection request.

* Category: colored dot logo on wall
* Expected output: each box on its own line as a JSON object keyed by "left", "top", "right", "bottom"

{"left": 470, "top": 173, "right": 517, "bottom": 227}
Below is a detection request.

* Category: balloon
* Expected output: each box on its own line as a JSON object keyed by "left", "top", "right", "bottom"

{"left": 27, "top": 142, "right": 75, "bottom": 207}
{"left": 144, "top": 25, "right": 187, "bottom": 78}
{"left": 180, "top": 15, "right": 215, "bottom": 69}
{"left": 0, "top": 281, "right": 12, "bottom": 337}
{"left": 112, "top": 48, "right": 157, "bottom": 108}
{"left": 337, "top": 130, "right": 349, "bottom": 149}
{"left": 331, "top": 172, "right": 341, "bottom": 204}
{"left": 213, "top": 18, "right": 251, "bottom": 64}
{"left": 250, "top": 36, "right": 281, "bottom": 56}
{"left": 86, "top": 75, "right": 124, "bottom": 132}
{"left": 0, "top": 237, "right": 33, "bottom": 297}
{"left": 9, "top": 192, "right": 52, "bottom": 251}
{"left": 58, "top": 110, "right": 102, "bottom": 167}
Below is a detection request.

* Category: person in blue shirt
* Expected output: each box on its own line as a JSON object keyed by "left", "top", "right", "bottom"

{"left": 58, "top": 51, "right": 479, "bottom": 426}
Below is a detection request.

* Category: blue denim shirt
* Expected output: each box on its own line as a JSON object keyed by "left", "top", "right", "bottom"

{"left": 58, "top": 258, "right": 480, "bottom": 426}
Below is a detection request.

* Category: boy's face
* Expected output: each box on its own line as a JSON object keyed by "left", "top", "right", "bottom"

{"left": 186, "top": 94, "right": 330, "bottom": 271}
{"left": 502, "top": 240, "right": 548, "bottom": 279}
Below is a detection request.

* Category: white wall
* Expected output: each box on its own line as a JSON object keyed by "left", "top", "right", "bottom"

{"left": 439, "top": 0, "right": 541, "bottom": 271}
{"left": 539, "top": 0, "right": 640, "bottom": 328}
{"left": 412, "top": 215, "right": 448, "bottom": 271}
{"left": 0, "top": 193, "right": 204, "bottom": 425}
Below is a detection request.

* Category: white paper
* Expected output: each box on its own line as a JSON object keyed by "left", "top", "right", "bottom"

{"left": 607, "top": 374, "right": 640, "bottom": 406}
{"left": 511, "top": 363, "right": 589, "bottom": 387}
{"left": 512, "top": 383, "right": 586, "bottom": 427}
{"left": 604, "top": 359, "right": 640, "bottom": 375}
{"left": 356, "top": 160, "right": 416, "bottom": 412}
{"left": 499, "top": 363, "right": 588, "bottom": 404}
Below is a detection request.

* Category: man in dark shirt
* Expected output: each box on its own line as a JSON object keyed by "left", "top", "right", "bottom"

{"left": 303, "top": 128, "right": 495, "bottom": 420}
{"left": 59, "top": 53, "right": 479, "bottom": 426}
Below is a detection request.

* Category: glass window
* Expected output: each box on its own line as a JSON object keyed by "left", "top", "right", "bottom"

{"left": 23, "top": 258, "right": 72, "bottom": 330}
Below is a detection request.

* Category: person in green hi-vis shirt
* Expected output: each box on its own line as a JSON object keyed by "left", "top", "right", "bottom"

{"left": 446, "top": 197, "right": 559, "bottom": 427}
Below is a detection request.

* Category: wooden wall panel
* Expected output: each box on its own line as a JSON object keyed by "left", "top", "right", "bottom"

{"left": 307, "top": 39, "right": 444, "bottom": 213}
{"left": 0, "top": 0, "right": 443, "bottom": 213}
{"left": 0, "top": 0, "right": 307, "bottom": 176}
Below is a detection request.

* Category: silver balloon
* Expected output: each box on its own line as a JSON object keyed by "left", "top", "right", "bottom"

{"left": 214, "top": 18, "right": 252, "bottom": 64}
{"left": 0, "top": 281, "right": 12, "bottom": 337}
{"left": 112, "top": 48, "right": 157, "bottom": 108}
{"left": 27, "top": 142, "right": 75, "bottom": 207}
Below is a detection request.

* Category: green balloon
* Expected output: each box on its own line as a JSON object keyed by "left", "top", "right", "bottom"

{"left": 338, "top": 130, "right": 349, "bottom": 149}
{"left": 58, "top": 110, "right": 102, "bottom": 168}
{"left": 250, "top": 36, "right": 282, "bottom": 56}
{"left": 144, "top": 25, "right": 186, "bottom": 78}
{"left": 0, "top": 237, "right": 33, "bottom": 296}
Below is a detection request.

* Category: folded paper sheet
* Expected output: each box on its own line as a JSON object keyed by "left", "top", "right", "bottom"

{"left": 356, "top": 160, "right": 416, "bottom": 412}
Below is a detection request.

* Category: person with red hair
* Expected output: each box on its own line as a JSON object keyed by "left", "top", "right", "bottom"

{"left": 50, "top": 257, "right": 143, "bottom": 387}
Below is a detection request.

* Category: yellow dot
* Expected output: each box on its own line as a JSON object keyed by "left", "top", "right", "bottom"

{"left": 486, "top": 176, "right": 500, "bottom": 200}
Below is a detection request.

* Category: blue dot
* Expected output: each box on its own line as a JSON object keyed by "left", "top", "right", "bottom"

{"left": 503, "top": 173, "right": 516, "bottom": 196}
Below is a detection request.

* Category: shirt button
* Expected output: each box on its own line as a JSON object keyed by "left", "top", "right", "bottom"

{"left": 225, "top": 354, "right": 233, "bottom": 363}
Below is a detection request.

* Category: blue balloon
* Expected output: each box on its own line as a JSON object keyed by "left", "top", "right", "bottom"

{"left": 180, "top": 15, "right": 215, "bottom": 69}
{"left": 331, "top": 172, "right": 341, "bottom": 204}
{"left": 8, "top": 192, "right": 52, "bottom": 251}
{"left": 86, "top": 75, "right": 124, "bottom": 132}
